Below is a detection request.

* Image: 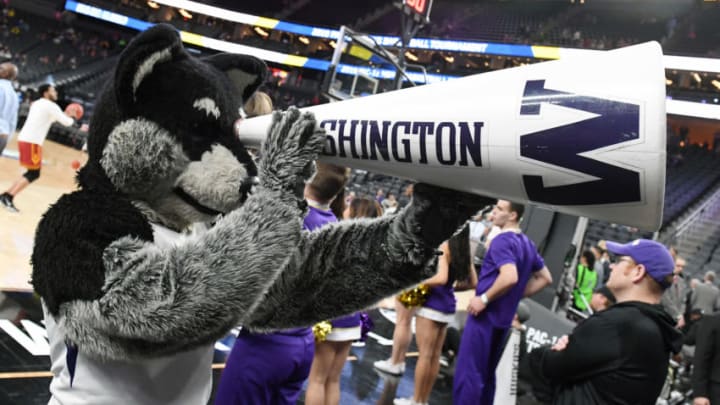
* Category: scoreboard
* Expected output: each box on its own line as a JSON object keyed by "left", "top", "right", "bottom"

{"left": 402, "top": 0, "right": 433, "bottom": 23}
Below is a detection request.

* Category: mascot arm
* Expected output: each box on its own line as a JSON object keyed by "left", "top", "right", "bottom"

{"left": 56, "top": 104, "right": 325, "bottom": 360}
{"left": 60, "top": 189, "right": 303, "bottom": 360}
{"left": 245, "top": 184, "right": 493, "bottom": 330}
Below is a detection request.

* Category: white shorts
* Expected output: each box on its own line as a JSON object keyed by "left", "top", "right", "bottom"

{"left": 325, "top": 325, "right": 362, "bottom": 342}
{"left": 416, "top": 306, "right": 455, "bottom": 324}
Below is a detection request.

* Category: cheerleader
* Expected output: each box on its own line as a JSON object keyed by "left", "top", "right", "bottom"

{"left": 305, "top": 197, "right": 383, "bottom": 405}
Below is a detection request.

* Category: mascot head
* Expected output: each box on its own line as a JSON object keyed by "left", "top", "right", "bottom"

{"left": 80, "top": 24, "right": 267, "bottom": 229}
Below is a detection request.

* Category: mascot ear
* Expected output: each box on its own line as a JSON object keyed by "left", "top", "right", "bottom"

{"left": 114, "top": 24, "right": 185, "bottom": 112}
{"left": 203, "top": 53, "right": 268, "bottom": 104}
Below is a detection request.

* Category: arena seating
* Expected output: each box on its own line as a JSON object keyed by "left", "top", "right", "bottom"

{"left": 584, "top": 141, "right": 720, "bottom": 253}
{"left": 1, "top": 10, "right": 122, "bottom": 83}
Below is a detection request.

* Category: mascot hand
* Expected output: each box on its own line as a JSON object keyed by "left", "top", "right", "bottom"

{"left": 259, "top": 107, "right": 325, "bottom": 206}
{"left": 411, "top": 183, "right": 495, "bottom": 249}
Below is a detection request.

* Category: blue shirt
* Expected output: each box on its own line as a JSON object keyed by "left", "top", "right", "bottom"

{"left": 475, "top": 231, "right": 545, "bottom": 328}
{"left": 0, "top": 79, "right": 18, "bottom": 136}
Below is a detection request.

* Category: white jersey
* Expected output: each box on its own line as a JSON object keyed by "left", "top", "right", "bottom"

{"left": 45, "top": 223, "right": 214, "bottom": 405}
{"left": 469, "top": 220, "right": 487, "bottom": 243}
{"left": 17, "top": 98, "right": 73, "bottom": 145}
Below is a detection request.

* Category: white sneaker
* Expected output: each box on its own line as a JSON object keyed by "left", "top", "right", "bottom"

{"left": 373, "top": 358, "right": 406, "bottom": 375}
{"left": 393, "top": 398, "right": 427, "bottom": 405}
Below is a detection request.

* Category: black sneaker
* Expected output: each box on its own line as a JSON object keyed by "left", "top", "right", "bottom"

{"left": 0, "top": 194, "right": 18, "bottom": 213}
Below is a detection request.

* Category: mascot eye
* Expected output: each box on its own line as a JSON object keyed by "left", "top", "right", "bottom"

{"left": 193, "top": 98, "right": 221, "bottom": 120}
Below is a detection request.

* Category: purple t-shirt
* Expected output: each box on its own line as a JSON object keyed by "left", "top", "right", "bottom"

{"left": 304, "top": 205, "right": 337, "bottom": 231}
{"left": 276, "top": 205, "right": 338, "bottom": 336}
{"left": 423, "top": 279, "right": 456, "bottom": 314}
{"left": 475, "top": 231, "right": 544, "bottom": 328}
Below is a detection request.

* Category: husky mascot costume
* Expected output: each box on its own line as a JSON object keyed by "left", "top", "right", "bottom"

{"left": 31, "top": 24, "right": 490, "bottom": 404}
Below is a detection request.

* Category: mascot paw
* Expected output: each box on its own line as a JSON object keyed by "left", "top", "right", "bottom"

{"left": 412, "top": 183, "right": 495, "bottom": 247}
{"left": 258, "top": 107, "right": 326, "bottom": 203}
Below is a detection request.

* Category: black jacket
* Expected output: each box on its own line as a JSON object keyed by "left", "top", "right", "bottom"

{"left": 692, "top": 314, "right": 720, "bottom": 399}
{"left": 528, "top": 301, "right": 683, "bottom": 405}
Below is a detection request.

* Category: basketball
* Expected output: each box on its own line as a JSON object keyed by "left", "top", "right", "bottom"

{"left": 70, "top": 159, "right": 81, "bottom": 170}
{"left": 65, "top": 102, "right": 84, "bottom": 120}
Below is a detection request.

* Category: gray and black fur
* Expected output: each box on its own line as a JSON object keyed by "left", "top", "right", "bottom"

{"left": 31, "top": 24, "right": 492, "bottom": 362}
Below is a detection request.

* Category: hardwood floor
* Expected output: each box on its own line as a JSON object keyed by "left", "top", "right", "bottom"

{"left": 0, "top": 139, "right": 86, "bottom": 292}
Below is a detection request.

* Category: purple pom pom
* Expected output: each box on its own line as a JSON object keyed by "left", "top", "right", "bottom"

{"left": 359, "top": 312, "right": 374, "bottom": 341}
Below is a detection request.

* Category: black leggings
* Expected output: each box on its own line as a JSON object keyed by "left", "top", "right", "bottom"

{"left": 23, "top": 169, "right": 40, "bottom": 182}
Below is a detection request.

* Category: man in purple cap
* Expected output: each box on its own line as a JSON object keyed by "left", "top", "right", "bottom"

{"left": 528, "top": 239, "right": 683, "bottom": 405}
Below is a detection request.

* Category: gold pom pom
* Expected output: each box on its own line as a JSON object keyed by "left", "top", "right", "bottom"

{"left": 313, "top": 321, "right": 332, "bottom": 342}
{"left": 398, "top": 284, "right": 430, "bottom": 308}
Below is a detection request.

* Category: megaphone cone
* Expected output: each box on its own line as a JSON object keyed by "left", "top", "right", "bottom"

{"left": 238, "top": 42, "right": 666, "bottom": 230}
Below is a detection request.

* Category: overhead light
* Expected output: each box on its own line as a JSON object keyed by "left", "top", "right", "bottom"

{"left": 298, "top": 36, "right": 309, "bottom": 45}
{"left": 444, "top": 55, "right": 454, "bottom": 63}
{"left": 404, "top": 51, "right": 418, "bottom": 62}
{"left": 178, "top": 8, "right": 192, "bottom": 19}
{"left": 254, "top": 26, "right": 269, "bottom": 38}
{"left": 666, "top": 78, "right": 673, "bottom": 86}
{"left": 147, "top": 1, "right": 160, "bottom": 9}
{"left": 329, "top": 40, "right": 336, "bottom": 48}
{"left": 692, "top": 72, "right": 701, "bottom": 83}
{"left": 712, "top": 79, "right": 720, "bottom": 90}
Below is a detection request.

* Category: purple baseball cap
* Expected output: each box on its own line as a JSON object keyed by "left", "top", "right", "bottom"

{"left": 606, "top": 239, "right": 674, "bottom": 289}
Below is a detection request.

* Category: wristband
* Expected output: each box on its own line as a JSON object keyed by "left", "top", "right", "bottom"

{"left": 480, "top": 293, "right": 489, "bottom": 305}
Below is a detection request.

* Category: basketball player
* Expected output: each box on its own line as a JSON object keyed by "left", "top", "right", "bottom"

{"left": 1, "top": 84, "right": 78, "bottom": 212}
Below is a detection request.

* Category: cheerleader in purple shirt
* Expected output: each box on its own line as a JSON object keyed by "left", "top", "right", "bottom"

{"left": 394, "top": 225, "right": 477, "bottom": 405}
{"left": 305, "top": 197, "right": 383, "bottom": 405}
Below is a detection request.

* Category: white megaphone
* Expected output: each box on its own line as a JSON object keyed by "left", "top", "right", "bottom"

{"left": 238, "top": 42, "right": 667, "bottom": 231}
